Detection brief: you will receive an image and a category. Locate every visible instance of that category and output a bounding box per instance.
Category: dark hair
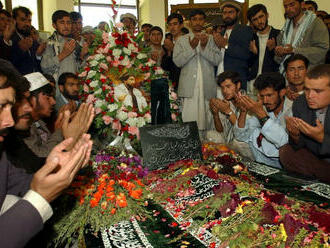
[58,72,78,86]
[52,10,70,24]
[43,73,56,85]
[70,11,82,21]
[304,1,318,11]
[254,72,286,92]
[141,23,152,29]
[0,1,3,10]
[150,26,163,37]
[247,4,267,21]
[165,32,173,40]
[296,0,304,3]
[324,14,330,20]
[222,4,240,13]
[306,64,330,83]
[167,13,183,24]
[0,59,27,100]
[217,71,241,86]
[12,6,31,19]
[0,9,11,18]
[284,54,309,71]
[29,84,54,100]
[189,9,206,20]
[15,77,30,102]
[181,27,189,34]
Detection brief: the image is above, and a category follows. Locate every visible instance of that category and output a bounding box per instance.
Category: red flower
[169,222,178,227]
[101,78,106,83]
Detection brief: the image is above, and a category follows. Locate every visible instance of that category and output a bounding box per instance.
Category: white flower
[107,103,118,112]
[126,117,138,127]
[116,110,128,121]
[87,70,97,79]
[155,67,164,75]
[123,47,131,55]
[137,53,147,59]
[113,48,122,58]
[94,54,105,61]
[109,37,116,47]
[94,88,102,95]
[89,80,99,88]
[121,56,130,66]
[95,99,105,108]
[128,43,137,52]
[136,117,146,127]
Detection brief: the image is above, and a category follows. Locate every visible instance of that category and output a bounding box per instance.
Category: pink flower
[171,104,179,110]
[102,32,109,43]
[106,56,112,63]
[112,120,121,130]
[86,94,96,104]
[170,91,178,100]
[171,113,177,121]
[145,113,151,120]
[144,72,151,80]
[115,22,124,29]
[102,115,112,125]
[127,112,137,118]
[79,70,87,77]
[128,126,140,139]
[112,59,120,67]
[125,62,132,69]
[100,74,107,80]
[83,85,89,93]
[99,63,108,71]
[95,107,102,114]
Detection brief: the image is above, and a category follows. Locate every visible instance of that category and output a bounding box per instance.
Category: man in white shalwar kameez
[173,9,223,138]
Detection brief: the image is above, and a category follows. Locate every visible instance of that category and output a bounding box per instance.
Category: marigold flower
[90,198,99,208]
[130,188,142,199]
[110,208,116,215]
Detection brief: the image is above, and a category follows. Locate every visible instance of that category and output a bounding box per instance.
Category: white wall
[42,0,74,32]
[139,0,166,32]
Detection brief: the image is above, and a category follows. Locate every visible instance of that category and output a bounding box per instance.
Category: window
[168,0,189,15]
[11,0,39,29]
[75,0,138,27]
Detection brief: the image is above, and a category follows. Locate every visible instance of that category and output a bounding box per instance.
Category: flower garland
[79,26,181,141]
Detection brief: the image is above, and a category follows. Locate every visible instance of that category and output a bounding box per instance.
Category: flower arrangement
[79,24,181,141]
[52,147,149,246]
[202,142,246,175]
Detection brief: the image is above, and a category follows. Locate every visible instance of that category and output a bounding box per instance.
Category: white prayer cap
[24,72,49,92]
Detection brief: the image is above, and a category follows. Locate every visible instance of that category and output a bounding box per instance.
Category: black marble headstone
[139,121,202,170]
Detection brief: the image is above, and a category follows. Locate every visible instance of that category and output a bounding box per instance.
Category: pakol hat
[220,0,242,12]
[82,25,94,34]
[24,72,49,92]
[120,13,137,23]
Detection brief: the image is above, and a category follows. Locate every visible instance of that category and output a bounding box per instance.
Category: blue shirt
[234,98,292,168]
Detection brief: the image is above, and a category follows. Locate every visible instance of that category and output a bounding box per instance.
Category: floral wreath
[79,24,181,141]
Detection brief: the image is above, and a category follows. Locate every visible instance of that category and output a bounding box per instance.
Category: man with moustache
[281,64,330,183]
[234,72,292,168]
[248,4,280,81]
[213,1,254,90]
[173,9,222,136]
[23,72,94,158]
[5,76,46,173]
[161,13,184,91]
[275,0,329,71]
[55,72,80,111]
[10,6,44,74]
[285,54,309,101]
[0,60,93,248]
[41,10,82,82]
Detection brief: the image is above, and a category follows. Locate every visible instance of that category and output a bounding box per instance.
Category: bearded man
[55,72,80,111]
[213,1,254,90]
[275,0,329,71]
[247,4,280,81]
[234,72,292,168]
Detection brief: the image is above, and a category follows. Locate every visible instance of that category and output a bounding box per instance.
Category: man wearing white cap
[23,72,94,158]
[0,59,93,248]
[120,13,137,35]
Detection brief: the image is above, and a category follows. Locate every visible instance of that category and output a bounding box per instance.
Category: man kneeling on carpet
[281,64,330,183]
